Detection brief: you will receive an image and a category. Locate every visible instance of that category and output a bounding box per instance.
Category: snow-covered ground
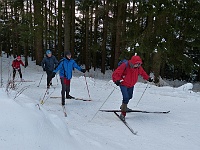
[0,55,200,150]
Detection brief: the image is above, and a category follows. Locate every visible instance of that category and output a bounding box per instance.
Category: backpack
[118,59,128,67]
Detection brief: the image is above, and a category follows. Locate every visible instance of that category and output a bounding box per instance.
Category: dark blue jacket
[53,58,82,80]
[41,55,58,71]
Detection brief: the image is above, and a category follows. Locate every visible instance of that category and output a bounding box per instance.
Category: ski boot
[120,105,132,112]
[120,103,127,121]
[66,95,75,99]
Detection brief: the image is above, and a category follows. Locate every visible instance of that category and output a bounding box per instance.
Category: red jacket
[12,59,24,69]
[112,56,149,88]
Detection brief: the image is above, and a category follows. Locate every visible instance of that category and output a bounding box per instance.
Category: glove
[115,80,121,86]
[43,68,46,71]
[51,72,56,78]
[81,69,86,73]
[148,77,153,82]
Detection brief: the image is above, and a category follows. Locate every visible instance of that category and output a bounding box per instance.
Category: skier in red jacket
[12,56,25,81]
[112,55,153,121]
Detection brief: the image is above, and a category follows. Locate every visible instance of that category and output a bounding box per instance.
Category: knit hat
[64,51,71,56]
[46,50,52,55]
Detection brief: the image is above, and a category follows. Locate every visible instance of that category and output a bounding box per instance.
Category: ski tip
[164,111,170,113]
[133,131,138,135]
[82,100,92,101]
[75,98,92,101]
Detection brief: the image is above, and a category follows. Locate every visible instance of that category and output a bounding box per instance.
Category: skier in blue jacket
[52,51,86,105]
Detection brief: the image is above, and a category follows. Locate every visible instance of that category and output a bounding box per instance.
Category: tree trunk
[101,0,109,74]
[121,3,127,54]
[85,4,89,70]
[152,51,161,84]
[71,0,75,58]
[64,0,71,52]
[58,0,63,60]
[54,0,57,55]
[197,67,200,81]
[24,42,29,67]
[110,1,117,70]
[33,0,43,65]
[44,0,48,51]
[92,1,99,70]
[114,1,123,69]
[29,0,34,61]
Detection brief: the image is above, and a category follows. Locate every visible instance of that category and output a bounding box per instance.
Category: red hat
[17,56,21,59]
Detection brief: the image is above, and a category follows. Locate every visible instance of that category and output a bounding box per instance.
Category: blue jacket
[53,58,82,79]
[41,55,58,71]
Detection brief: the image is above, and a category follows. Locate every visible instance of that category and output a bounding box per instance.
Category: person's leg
[64,79,74,98]
[120,103,127,121]
[127,86,134,100]
[60,78,67,105]
[119,85,129,120]
[120,85,130,105]
[125,86,134,111]
[66,85,70,98]
[46,71,52,87]
[13,69,16,80]
[18,69,23,80]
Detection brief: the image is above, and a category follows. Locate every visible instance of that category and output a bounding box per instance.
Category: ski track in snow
[0,55,200,150]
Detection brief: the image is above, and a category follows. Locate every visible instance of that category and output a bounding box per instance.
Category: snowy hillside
[0,55,200,150]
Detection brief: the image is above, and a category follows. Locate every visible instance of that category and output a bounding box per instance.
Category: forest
[0,0,200,82]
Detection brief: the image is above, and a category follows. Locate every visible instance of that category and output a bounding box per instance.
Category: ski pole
[40,88,49,105]
[90,87,115,122]
[135,83,149,107]
[84,74,91,100]
[37,73,44,87]
[56,74,59,85]
[0,53,2,87]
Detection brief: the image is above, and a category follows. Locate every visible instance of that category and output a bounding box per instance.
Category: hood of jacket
[129,56,143,65]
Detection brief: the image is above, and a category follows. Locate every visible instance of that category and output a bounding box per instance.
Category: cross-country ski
[40,87,56,105]
[100,109,170,114]
[50,96,92,101]
[114,112,137,135]
[14,80,35,82]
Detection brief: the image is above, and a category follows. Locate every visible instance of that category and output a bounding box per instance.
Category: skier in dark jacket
[41,50,58,88]
[51,51,86,105]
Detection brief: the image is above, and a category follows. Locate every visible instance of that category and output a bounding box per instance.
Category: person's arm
[138,67,149,80]
[51,60,63,79]
[112,63,126,82]
[53,60,63,73]
[41,58,46,68]
[12,60,15,68]
[72,60,82,71]
[20,60,25,66]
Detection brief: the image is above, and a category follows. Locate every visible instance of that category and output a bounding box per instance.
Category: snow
[0,55,200,150]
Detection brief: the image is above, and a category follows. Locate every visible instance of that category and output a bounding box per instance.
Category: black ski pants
[13,68,22,80]
[46,70,53,86]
